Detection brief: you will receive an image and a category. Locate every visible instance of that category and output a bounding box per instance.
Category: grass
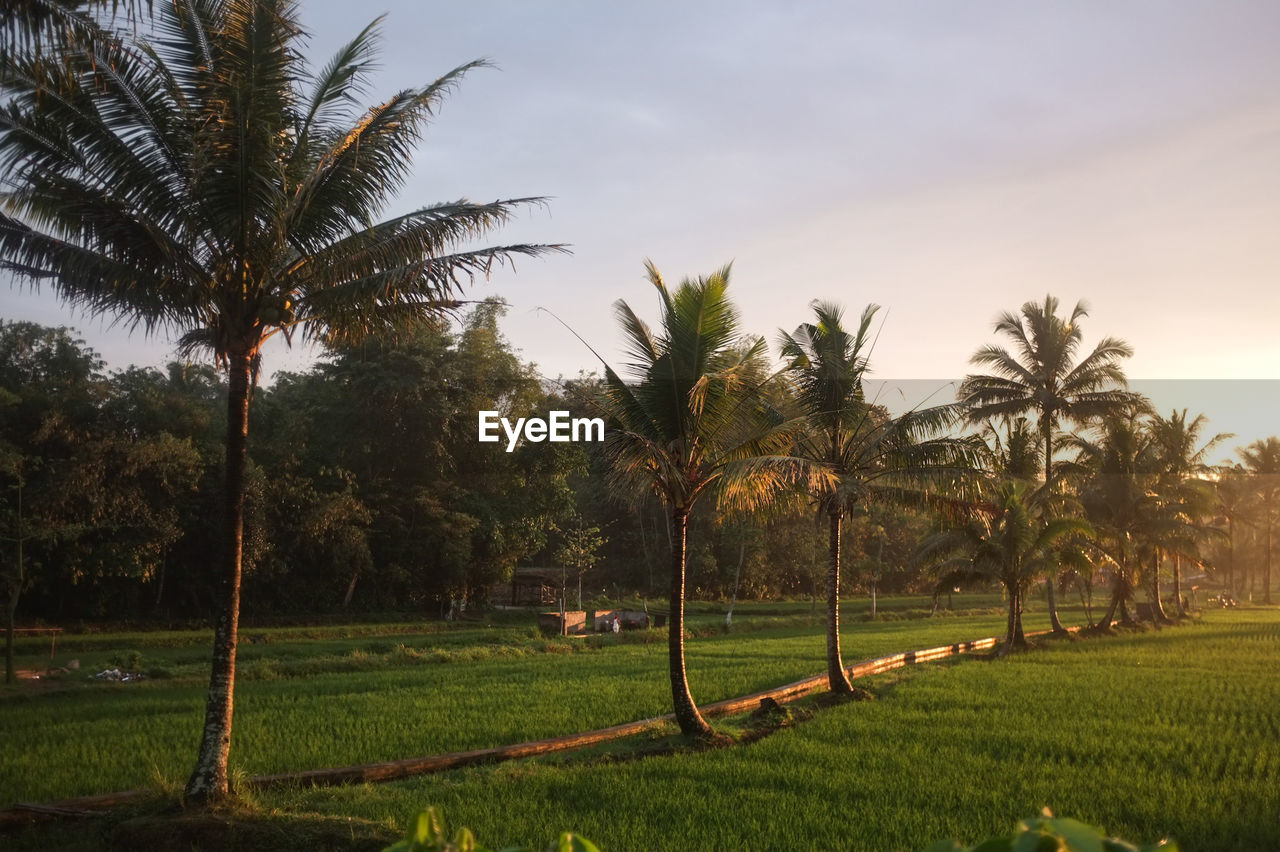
[1,596,1009,806]
[4,600,1277,851]
[254,608,1278,852]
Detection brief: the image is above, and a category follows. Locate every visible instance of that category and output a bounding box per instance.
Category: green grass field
[0,596,1009,805]
[4,599,1277,851]
[260,609,1278,852]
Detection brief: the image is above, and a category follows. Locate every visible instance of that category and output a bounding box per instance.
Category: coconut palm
[597,262,819,736]
[1214,464,1254,600]
[1238,437,1280,605]
[960,295,1134,633]
[0,0,558,803]
[1148,410,1229,616]
[1066,408,1176,629]
[778,302,977,692]
[919,480,1091,653]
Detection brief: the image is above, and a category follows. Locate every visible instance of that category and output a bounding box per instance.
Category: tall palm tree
[1238,437,1280,605]
[1148,410,1229,616]
[597,262,819,737]
[1214,464,1253,600]
[919,480,1091,654]
[778,302,976,692]
[1066,407,1170,630]
[0,0,558,803]
[960,295,1134,634]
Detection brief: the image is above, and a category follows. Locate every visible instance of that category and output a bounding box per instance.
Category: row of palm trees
[596,273,1275,737]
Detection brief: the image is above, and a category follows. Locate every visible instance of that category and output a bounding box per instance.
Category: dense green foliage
[0,316,959,629]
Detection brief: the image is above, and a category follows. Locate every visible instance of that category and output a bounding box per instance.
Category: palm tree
[0,0,558,804]
[960,295,1134,634]
[919,480,1091,654]
[1066,408,1169,630]
[597,262,819,737]
[778,302,976,692]
[1238,437,1280,605]
[1148,410,1229,616]
[1214,464,1253,600]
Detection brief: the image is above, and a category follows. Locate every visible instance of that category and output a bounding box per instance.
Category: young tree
[919,480,1090,653]
[0,0,558,803]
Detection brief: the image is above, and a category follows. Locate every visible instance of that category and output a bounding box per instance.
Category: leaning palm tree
[597,262,820,737]
[960,295,1134,634]
[778,302,977,692]
[0,0,558,803]
[1238,437,1280,605]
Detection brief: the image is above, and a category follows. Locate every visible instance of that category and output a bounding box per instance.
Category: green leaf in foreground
[928,811,1177,852]
[386,808,600,852]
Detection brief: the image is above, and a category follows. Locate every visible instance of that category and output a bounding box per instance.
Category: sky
[3,1,1279,455]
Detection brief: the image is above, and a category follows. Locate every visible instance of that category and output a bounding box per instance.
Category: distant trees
[1237,438,1280,606]
[1147,410,1228,617]
[0,323,201,681]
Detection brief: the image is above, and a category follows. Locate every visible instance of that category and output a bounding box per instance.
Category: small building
[489,568,562,607]
[592,610,651,631]
[539,610,589,635]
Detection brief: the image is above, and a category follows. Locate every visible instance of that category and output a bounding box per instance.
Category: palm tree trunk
[1227,517,1235,599]
[827,511,852,693]
[1119,597,1137,625]
[1042,421,1067,634]
[1013,587,1026,645]
[1097,558,1128,630]
[1266,498,1274,605]
[1150,549,1169,624]
[1172,553,1185,617]
[1001,583,1018,654]
[185,351,252,805]
[669,508,711,737]
[5,482,23,685]
[725,529,745,629]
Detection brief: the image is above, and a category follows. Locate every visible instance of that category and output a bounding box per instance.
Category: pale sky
[3,1,1279,451]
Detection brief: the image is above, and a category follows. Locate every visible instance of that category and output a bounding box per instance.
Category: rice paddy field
[3,598,1278,851]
